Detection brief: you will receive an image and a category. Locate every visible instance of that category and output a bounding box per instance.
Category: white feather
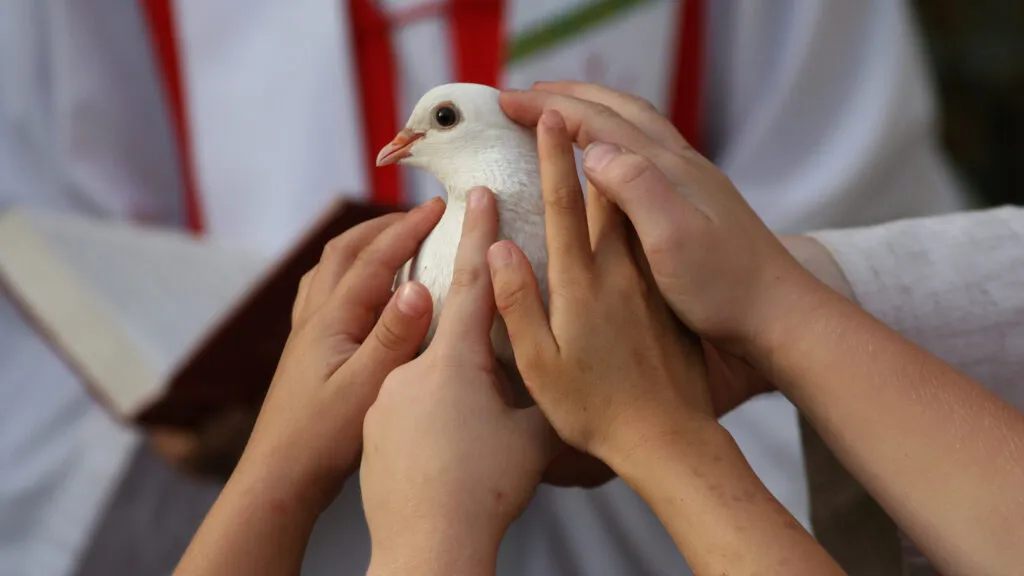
[386,83,549,388]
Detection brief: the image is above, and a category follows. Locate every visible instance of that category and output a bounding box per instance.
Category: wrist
[779,235,855,301]
[739,239,849,364]
[228,448,340,525]
[368,524,501,576]
[608,419,756,501]
[599,415,726,480]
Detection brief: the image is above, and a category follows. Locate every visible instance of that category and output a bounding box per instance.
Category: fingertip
[468,186,494,212]
[487,240,518,272]
[539,109,565,129]
[499,90,541,124]
[418,196,446,218]
[394,281,431,318]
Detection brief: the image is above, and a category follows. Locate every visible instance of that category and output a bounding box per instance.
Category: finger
[582,143,706,261]
[338,281,433,390]
[537,109,592,282]
[432,187,499,358]
[585,181,628,259]
[306,213,405,314]
[488,241,556,368]
[328,198,445,337]
[500,89,685,176]
[292,266,317,327]
[533,81,692,154]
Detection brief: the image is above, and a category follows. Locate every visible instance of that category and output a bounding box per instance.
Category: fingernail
[540,109,564,128]
[469,186,488,210]
[488,242,514,269]
[584,142,621,171]
[396,282,428,317]
[412,196,441,212]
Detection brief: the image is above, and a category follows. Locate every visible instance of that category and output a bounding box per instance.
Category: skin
[501,81,1024,576]
[173,200,446,576]
[487,107,844,576]
[362,187,557,576]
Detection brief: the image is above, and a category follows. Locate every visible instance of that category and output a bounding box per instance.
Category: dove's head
[376,83,535,192]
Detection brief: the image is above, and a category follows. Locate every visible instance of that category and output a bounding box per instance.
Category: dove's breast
[404,201,463,347]
[401,195,548,363]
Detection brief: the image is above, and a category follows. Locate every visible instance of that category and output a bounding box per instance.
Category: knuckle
[494,276,530,316]
[628,94,659,114]
[449,266,484,292]
[372,314,409,354]
[591,102,618,121]
[607,153,656,187]
[643,229,680,266]
[321,235,354,264]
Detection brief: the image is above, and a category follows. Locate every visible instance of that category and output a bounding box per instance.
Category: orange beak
[375,128,424,167]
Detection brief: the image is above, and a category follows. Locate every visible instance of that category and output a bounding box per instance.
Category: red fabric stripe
[350,0,405,206]
[669,0,704,153]
[141,1,205,233]
[451,0,505,87]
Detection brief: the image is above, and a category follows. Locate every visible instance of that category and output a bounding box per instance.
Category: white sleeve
[810,206,1024,410]
[705,0,970,233]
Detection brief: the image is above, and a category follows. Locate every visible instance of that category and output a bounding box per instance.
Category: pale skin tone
[173,200,447,576]
[173,80,1024,575]
[499,81,1024,576]
[363,187,558,576]
[171,193,566,576]
[488,106,844,576]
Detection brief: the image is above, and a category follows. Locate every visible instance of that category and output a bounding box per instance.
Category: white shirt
[0,1,968,574]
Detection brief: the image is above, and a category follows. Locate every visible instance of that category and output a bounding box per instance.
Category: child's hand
[501,83,822,360]
[487,109,716,466]
[361,188,557,576]
[234,201,444,515]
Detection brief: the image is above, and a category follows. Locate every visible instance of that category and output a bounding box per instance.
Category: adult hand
[362,187,558,576]
[487,109,715,465]
[233,200,444,515]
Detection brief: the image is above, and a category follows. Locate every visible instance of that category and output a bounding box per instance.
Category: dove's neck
[436,135,548,286]
[438,131,546,241]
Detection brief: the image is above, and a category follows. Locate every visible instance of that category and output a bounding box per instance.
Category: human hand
[230,200,444,517]
[486,109,716,466]
[500,82,826,362]
[361,188,557,576]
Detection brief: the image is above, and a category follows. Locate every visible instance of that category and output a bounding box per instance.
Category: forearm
[609,422,843,576]
[367,527,499,576]
[173,461,322,576]
[756,281,1024,575]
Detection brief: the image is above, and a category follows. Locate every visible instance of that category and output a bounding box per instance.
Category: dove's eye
[433,104,460,129]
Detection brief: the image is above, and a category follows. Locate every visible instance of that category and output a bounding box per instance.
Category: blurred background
[914,0,1024,207]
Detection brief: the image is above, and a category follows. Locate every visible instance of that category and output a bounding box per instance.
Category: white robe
[0,1,968,574]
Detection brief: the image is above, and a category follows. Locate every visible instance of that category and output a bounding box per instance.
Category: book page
[0,209,269,407]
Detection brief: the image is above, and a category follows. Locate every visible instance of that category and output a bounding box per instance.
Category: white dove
[376,83,548,397]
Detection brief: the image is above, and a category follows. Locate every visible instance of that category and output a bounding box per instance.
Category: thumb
[487,241,556,372]
[346,281,432,384]
[582,143,700,256]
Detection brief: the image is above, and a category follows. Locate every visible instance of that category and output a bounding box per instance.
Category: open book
[0,200,395,428]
